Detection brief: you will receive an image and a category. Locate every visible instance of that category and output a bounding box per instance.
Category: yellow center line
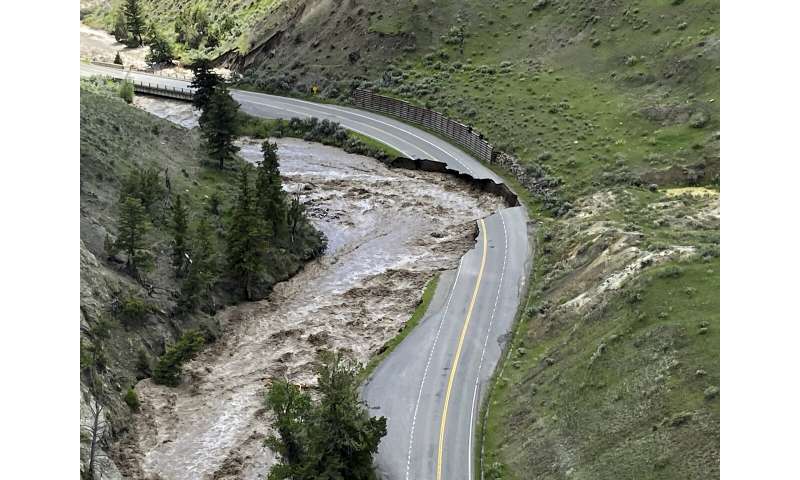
[436,218,488,480]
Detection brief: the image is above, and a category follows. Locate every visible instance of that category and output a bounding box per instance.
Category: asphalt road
[80,63,533,480]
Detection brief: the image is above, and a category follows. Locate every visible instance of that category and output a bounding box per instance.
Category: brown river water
[112,97,504,479]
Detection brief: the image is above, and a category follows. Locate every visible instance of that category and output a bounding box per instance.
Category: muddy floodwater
[119,97,504,479]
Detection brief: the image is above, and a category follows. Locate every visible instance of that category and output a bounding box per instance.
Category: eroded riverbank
[113,97,505,479]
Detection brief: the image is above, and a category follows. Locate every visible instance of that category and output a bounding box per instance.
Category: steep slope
[79,79,324,477]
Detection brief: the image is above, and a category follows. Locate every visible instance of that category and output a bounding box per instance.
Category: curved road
[81,63,533,480]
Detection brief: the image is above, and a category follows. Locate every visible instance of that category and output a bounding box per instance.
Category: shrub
[124,387,140,411]
[135,348,151,378]
[117,296,151,327]
[689,111,709,128]
[532,0,549,11]
[120,167,165,215]
[656,264,684,279]
[118,80,134,103]
[104,233,118,259]
[152,329,206,386]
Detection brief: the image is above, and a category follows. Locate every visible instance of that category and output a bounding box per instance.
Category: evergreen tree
[190,58,222,111]
[171,194,189,276]
[287,192,305,247]
[146,28,174,66]
[180,216,218,312]
[123,0,145,47]
[265,352,387,480]
[226,167,267,300]
[199,89,240,170]
[115,195,152,275]
[112,10,128,44]
[256,141,288,243]
[120,167,165,217]
[265,380,312,479]
[308,352,387,480]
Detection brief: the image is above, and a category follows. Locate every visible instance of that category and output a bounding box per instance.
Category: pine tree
[265,380,312,479]
[199,89,240,170]
[180,216,218,312]
[287,192,305,247]
[308,352,387,480]
[145,28,174,66]
[190,58,222,111]
[123,0,145,47]
[120,167,165,216]
[115,195,151,275]
[226,167,267,300]
[171,194,189,276]
[113,10,128,44]
[264,352,387,480]
[256,141,288,244]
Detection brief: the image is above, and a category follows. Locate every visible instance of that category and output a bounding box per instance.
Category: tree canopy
[123,0,145,47]
[265,352,387,480]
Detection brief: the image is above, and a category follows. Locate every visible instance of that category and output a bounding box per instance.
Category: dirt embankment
[114,98,505,479]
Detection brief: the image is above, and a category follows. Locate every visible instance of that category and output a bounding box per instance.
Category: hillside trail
[121,98,505,479]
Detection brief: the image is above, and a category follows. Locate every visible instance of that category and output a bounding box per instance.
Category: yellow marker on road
[436,218,488,480]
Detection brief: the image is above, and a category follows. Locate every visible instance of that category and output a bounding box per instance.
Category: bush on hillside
[118,80,134,104]
[124,387,140,411]
[152,329,206,386]
[117,295,151,327]
[119,167,166,216]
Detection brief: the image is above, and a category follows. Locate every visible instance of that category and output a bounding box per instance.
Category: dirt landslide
[119,99,504,479]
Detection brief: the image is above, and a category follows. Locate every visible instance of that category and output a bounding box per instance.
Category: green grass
[348,131,403,160]
[236,110,403,162]
[359,274,440,383]
[83,0,285,60]
[482,257,720,479]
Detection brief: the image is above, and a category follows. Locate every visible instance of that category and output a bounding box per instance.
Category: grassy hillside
[483,256,719,479]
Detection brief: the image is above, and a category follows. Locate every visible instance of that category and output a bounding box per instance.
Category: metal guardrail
[91,60,124,70]
[351,89,496,164]
[89,70,194,102]
[89,60,193,81]
[131,80,193,101]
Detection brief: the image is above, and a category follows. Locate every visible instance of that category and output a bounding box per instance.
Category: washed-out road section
[81,63,532,480]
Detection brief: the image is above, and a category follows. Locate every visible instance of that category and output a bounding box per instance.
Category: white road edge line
[467,211,508,480]
[405,257,465,480]
[233,89,476,175]
[233,96,421,160]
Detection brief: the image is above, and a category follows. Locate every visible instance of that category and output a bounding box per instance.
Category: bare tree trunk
[83,365,107,480]
[87,397,104,479]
